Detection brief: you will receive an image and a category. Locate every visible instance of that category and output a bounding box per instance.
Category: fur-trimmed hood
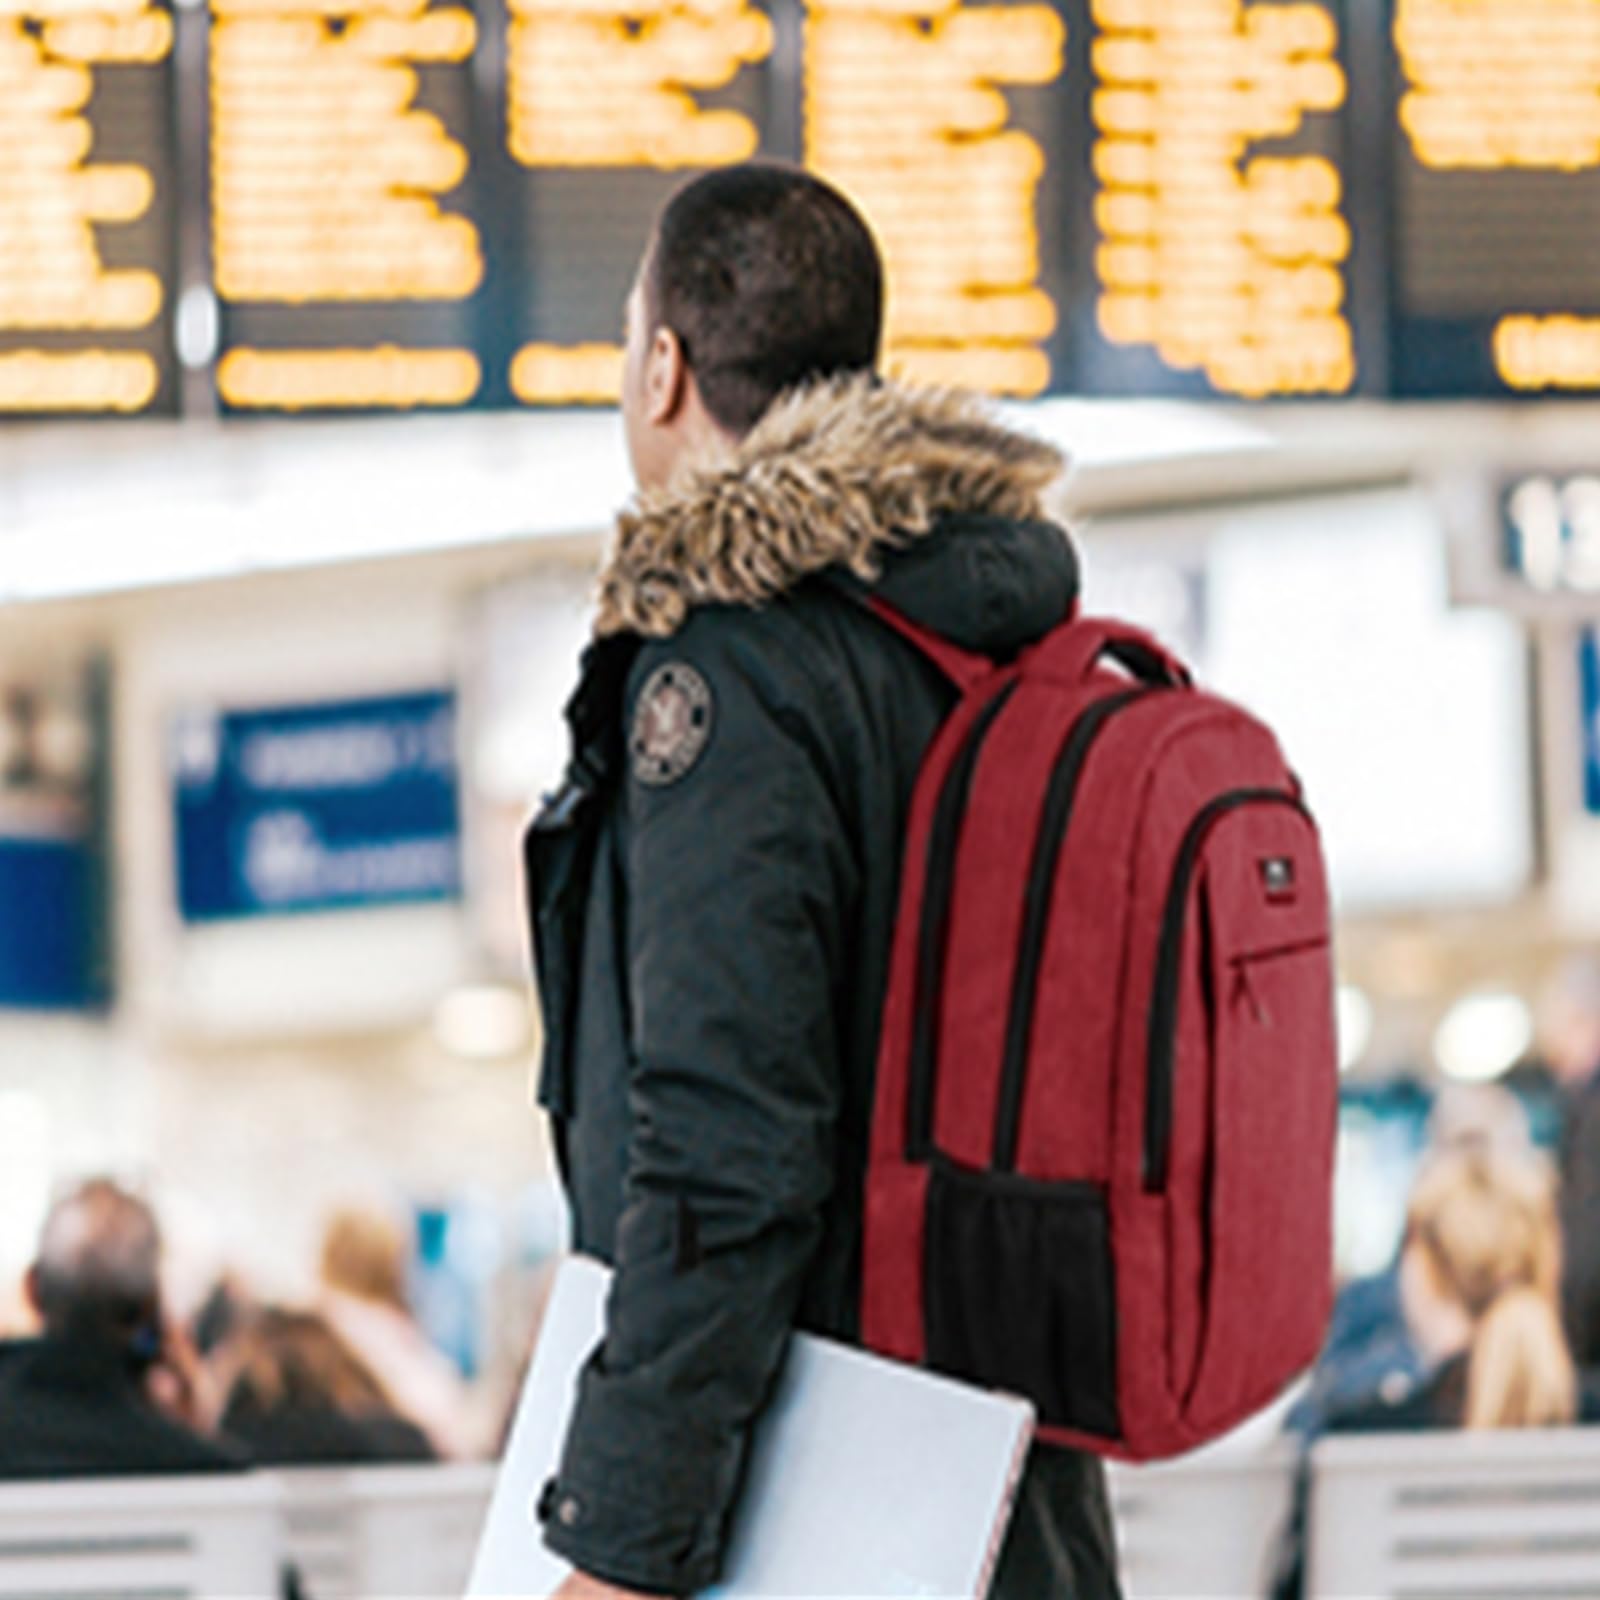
[594,374,1071,641]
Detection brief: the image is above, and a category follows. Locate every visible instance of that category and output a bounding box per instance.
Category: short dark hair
[646,163,883,436]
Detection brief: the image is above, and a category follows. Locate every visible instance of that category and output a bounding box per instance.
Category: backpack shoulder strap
[865,596,993,694]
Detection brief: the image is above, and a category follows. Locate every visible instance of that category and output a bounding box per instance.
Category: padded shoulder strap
[865,597,993,693]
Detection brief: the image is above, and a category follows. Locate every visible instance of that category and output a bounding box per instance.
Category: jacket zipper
[906,680,1020,1159]
[531,750,603,833]
[1142,787,1310,1193]
[991,688,1151,1171]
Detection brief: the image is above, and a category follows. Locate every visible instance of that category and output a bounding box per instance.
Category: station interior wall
[3,398,1598,1318]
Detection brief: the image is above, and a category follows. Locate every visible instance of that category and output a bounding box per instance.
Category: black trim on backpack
[923,1153,1121,1437]
[1142,787,1311,1193]
[907,682,1020,1160]
[992,688,1152,1171]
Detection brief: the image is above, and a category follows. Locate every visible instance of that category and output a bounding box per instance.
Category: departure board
[1061,0,1356,400]
[0,0,178,416]
[1387,0,1600,397]
[4,0,1600,416]
[497,0,775,406]
[805,0,1067,396]
[210,0,486,412]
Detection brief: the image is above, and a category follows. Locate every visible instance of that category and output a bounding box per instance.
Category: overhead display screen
[498,0,775,406]
[805,0,1068,397]
[0,0,178,416]
[1387,0,1600,397]
[209,0,486,412]
[4,0,1600,415]
[1064,0,1356,400]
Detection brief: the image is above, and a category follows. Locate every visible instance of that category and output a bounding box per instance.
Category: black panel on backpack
[922,1156,1121,1438]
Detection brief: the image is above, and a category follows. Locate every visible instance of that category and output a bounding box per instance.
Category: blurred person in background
[191,1269,253,1358]
[1325,1149,1594,1432]
[213,1307,436,1466]
[0,1178,243,1479]
[1271,1144,1593,1600]
[317,1204,476,1458]
[1538,955,1600,1369]
[524,163,1115,1600]
[1289,1083,1535,1434]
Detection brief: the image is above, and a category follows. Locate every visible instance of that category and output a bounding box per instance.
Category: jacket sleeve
[541,613,859,1596]
[1562,1088,1600,1370]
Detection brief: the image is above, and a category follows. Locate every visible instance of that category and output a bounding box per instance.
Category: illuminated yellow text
[0,8,167,341]
[510,342,625,404]
[0,349,157,411]
[217,345,482,409]
[0,0,162,11]
[1396,0,1600,172]
[1091,0,1354,398]
[806,0,1065,397]
[1495,315,1600,391]
[210,0,483,304]
[507,0,772,168]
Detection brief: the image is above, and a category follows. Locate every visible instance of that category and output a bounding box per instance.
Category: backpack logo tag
[1260,855,1296,901]
[631,662,713,787]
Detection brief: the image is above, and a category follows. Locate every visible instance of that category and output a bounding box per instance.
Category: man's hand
[143,1321,219,1433]
[551,1574,664,1600]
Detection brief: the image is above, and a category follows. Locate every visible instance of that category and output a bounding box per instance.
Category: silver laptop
[469,1255,1034,1598]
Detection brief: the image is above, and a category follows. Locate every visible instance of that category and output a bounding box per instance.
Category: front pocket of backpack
[922,1156,1120,1438]
[1185,934,1337,1429]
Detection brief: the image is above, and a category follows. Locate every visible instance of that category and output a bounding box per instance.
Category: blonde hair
[224,1308,393,1416]
[319,1207,409,1312]
[1407,1151,1576,1430]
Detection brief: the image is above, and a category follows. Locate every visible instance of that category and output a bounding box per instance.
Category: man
[0,1178,240,1479]
[1540,956,1600,1369]
[525,163,1118,1598]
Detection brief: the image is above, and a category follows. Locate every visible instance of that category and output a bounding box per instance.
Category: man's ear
[644,324,689,427]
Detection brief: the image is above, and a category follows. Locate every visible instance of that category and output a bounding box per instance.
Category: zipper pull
[533,767,593,831]
[1233,961,1270,1025]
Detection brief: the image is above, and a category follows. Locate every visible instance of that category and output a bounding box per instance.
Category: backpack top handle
[1027,616,1193,691]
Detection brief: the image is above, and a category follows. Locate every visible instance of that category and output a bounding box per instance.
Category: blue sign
[0,799,100,1010]
[1584,631,1600,817]
[173,690,462,922]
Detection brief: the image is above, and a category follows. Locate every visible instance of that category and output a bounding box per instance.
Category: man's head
[1425,1082,1532,1163]
[622,163,884,491]
[26,1179,163,1352]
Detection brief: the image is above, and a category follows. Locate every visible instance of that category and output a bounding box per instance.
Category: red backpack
[861,602,1338,1461]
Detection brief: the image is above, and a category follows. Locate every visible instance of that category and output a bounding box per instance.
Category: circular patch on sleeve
[630,662,714,787]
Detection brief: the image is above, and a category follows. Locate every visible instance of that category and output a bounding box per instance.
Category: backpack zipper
[991,688,1151,1171]
[1142,787,1310,1193]
[906,680,1021,1159]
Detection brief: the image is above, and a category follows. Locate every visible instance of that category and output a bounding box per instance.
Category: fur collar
[593,374,1066,639]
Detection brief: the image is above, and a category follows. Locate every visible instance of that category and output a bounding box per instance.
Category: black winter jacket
[1560,1067,1600,1368]
[525,376,1118,1596]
